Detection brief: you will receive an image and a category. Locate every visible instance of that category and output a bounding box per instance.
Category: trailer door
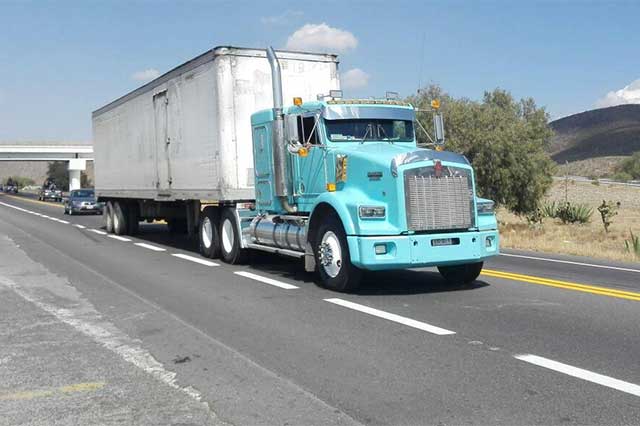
[153,90,171,191]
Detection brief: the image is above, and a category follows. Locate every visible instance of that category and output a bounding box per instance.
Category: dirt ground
[497,179,640,263]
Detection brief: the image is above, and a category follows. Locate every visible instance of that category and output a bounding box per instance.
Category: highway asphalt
[0,192,638,425]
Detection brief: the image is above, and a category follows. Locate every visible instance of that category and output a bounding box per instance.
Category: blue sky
[1,0,639,141]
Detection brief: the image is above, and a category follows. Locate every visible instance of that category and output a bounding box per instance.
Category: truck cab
[246,92,499,291]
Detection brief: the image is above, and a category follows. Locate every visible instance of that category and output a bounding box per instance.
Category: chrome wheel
[319,231,342,278]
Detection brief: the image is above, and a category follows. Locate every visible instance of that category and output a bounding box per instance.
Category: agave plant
[557,202,593,224]
[625,231,640,258]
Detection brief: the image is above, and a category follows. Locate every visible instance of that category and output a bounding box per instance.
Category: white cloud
[595,78,640,108]
[261,10,303,25]
[131,68,161,82]
[285,23,358,53]
[341,68,370,90]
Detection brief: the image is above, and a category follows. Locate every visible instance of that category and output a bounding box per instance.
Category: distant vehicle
[39,186,62,202]
[5,185,18,194]
[64,189,102,215]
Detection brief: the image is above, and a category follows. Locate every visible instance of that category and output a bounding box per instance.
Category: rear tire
[113,201,128,235]
[438,262,483,285]
[314,215,362,292]
[105,201,114,233]
[219,208,248,264]
[198,207,220,259]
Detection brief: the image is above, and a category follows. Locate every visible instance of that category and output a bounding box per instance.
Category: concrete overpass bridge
[0,142,93,191]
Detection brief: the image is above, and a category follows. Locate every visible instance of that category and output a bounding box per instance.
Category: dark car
[39,187,62,202]
[64,189,103,215]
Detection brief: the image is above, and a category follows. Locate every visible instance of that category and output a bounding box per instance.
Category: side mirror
[284,114,299,144]
[433,113,445,145]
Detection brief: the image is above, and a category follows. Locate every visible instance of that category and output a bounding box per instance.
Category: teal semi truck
[94,46,499,291]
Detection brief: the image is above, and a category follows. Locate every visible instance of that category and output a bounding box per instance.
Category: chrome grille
[404,166,474,231]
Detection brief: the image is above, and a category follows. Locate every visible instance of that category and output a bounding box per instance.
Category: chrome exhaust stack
[266,46,296,213]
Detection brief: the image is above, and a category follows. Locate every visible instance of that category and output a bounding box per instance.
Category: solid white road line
[89,229,107,235]
[501,253,640,274]
[171,253,219,267]
[234,271,299,289]
[73,224,86,229]
[324,298,456,335]
[515,354,640,397]
[108,235,132,242]
[134,242,166,252]
[56,219,70,224]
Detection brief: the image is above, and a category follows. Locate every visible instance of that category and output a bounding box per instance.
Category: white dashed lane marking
[108,235,132,242]
[73,224,86,229]
[134,242,166,252]
[171,253,219,266]
[89,229,107,235]
[515,354,640,397]
[324,298,456,335]
[234,271,299,289]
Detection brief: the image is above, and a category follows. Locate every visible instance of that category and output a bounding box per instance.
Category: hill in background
[549,104,640,164]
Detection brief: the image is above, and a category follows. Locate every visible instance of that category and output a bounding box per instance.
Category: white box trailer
[93,46,339,202]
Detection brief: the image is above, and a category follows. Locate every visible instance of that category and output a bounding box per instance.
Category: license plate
[431,238,460,247]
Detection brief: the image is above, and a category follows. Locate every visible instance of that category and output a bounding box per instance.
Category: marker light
[293,97,303,106]
[326,183,337,192]
[298,147,308,157]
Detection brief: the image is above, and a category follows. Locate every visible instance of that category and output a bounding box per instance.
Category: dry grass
[497,180,640,263]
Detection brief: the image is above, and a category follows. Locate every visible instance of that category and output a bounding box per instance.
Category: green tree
[46,161,69,190]
[408,85,555,215]
[616,152,640,179]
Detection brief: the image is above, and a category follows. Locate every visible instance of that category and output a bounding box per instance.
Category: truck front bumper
[347,230,499,271]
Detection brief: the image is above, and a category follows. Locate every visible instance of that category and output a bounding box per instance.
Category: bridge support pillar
[68,159,86,191]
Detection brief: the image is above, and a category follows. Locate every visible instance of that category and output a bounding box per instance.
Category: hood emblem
[434,160,443,178]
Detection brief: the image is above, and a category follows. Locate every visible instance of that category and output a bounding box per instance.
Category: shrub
[541,201,558,218]
[625,231,640,258]
[616,152,640,180]
[556,202,593,224]
[597,200,619,233]
[611,171,632,182]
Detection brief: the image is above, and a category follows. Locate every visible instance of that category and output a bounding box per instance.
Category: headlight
[359,206,386,219]
[477,200,495,214]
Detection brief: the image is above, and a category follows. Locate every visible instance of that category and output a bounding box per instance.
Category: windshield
[325,119,414,142]
[72,190,94,198]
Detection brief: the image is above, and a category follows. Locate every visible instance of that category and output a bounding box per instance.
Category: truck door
[153,90,171,191]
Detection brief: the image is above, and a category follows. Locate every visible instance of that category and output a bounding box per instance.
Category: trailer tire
[219,208,248,264]
[198,208,220,259]
[314,215,362,292]
[438,262,483,286]
[105,201,114,233]
[113,201,128,235]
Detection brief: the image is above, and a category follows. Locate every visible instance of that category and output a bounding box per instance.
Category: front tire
[438,262,483,285]
[198,207,220,259]
[314,215,362,292]
[219,208,248,264]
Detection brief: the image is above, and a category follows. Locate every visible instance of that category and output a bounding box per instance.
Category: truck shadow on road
[131,226,490,296]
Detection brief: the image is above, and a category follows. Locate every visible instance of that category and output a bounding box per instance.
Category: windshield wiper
[377,124,392,142]
[359,124,373,144]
